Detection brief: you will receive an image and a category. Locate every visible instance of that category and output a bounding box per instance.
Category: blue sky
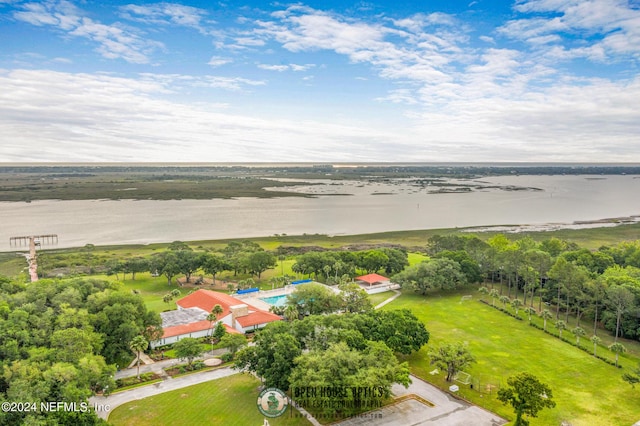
[1,0,639,162]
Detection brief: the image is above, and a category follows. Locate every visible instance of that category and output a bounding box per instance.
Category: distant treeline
[1,164,640,177]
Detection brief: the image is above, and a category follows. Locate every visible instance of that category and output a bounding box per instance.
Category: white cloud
[0,69,410,162]
[208,56,232,67]
[13,0,162,64]
[1,68,638,162]
[257,63,314,72]
[119,2,209,34]
[501,0,640,60]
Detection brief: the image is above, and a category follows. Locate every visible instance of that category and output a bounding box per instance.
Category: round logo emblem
[257,387,288,418]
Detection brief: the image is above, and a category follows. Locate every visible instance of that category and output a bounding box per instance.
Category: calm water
[1,175,639,252]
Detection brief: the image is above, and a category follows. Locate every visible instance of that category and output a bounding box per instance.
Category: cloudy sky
[1,0,639,162]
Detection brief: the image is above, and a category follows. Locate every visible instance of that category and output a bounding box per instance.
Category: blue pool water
[260,294,288,307]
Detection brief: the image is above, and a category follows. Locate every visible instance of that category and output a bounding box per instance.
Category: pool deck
[234,285,298,310]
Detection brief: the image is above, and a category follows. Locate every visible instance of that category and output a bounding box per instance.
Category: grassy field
[108,373,311,425]
[385,290,640,426]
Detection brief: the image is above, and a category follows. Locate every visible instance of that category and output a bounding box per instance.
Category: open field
[108,373,311,425]
[385,290,640,426]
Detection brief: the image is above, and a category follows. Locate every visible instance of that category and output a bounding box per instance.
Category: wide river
[1,175,639,252]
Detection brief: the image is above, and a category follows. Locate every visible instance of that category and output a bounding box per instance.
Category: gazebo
[355,273,391,287]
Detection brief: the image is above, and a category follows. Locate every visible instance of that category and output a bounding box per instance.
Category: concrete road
[90,367,239,420]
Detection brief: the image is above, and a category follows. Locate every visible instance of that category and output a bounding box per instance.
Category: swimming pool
[260,294,288,307]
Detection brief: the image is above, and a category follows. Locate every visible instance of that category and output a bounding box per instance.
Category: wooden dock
[9,234,58,282]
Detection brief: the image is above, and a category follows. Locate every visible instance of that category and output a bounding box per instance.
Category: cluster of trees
[271,282,372,319]
[104,240,278,285]
[405,234,640,342]
[0,277,160,425]
[291,248,409,282]
[235,309,429,415]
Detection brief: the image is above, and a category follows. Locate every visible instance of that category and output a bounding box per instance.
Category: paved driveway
[334,376,506,426]
[89,367,238,420]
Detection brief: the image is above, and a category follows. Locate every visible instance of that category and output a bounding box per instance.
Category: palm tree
[207,304,224,352]
[171,288,181,308]
[278,254,286,276]
[162,293,173,309]
[129,335,148,379]
[478,286,489,302]
[511,298,523,315]
[540,309,552,332]
[489,289,499,307]
[591,335,602,357]
[499,295,510,309]
[212,304,223,319]
[555,320,566,339]
[523,306,536,323]
[284,304,298,322]
[609,342,627,368]
[572,326,586,346]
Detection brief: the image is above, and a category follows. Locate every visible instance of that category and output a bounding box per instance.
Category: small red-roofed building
[151,289,281,348]
[355,273,391,287]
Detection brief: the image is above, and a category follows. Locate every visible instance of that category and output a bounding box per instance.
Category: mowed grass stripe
[108,373,311,426]
[385,291,640,426]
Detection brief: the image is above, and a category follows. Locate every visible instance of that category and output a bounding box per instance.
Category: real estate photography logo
[257,388,288,418]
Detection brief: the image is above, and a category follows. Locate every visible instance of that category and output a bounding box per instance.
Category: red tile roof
[176,289,281,330]
[236,310,282,328]
[177,289,248,316]
[162,320,240,338]
[355,273,390,284]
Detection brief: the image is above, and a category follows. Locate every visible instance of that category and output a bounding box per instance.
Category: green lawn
[108,373,311,426]
[367,291,395,307]
[385,290,640,426]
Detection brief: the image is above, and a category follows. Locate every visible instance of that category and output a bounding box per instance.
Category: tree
[428,342,476,382]
[497,372,556,426]
[234,322,301,390]
[523,306,536,323]
[622,362,640,387]
[286,282,342,315]
[128,335,148,379]
[540,309,552,332]
[284,304,299,322]
[606,285,635,342]
[338,282,372,313]
[123,257,148,281]
[212,303,224,319]
[511,298,523,315]
[499,295,510,309]
[213,321,226,342]
[174,337,203,368]
[246,251,277,278]
[357,250,389,274]
[555,320,566,339]
[175,250,202,283]
[219,333,247,355]
[608,342,627,368]
[150,251,180,285]
[478,286,489,302]
[201,253,228,285]
[356,309,430,355]
[393,258,466,295]
[288,341,410,416]
[489,288,500,307]
[572,326,586,346]
[162,293,173,309]
[590,335,602,357]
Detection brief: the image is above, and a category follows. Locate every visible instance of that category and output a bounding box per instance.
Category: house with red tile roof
[151,289,281,348]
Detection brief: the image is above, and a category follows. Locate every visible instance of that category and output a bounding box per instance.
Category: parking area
[334,376,506,426]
